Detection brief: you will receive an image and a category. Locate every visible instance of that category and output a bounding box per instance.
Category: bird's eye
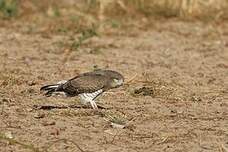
[113,78,117,82]
[114,78,120,82]
[113,78,123,85]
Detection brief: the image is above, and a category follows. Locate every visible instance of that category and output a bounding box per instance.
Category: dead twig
[0,133,41,152]
[43,138,87,152]
[125,73,138,84]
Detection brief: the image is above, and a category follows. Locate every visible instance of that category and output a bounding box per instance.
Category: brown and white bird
[40,69,124,109]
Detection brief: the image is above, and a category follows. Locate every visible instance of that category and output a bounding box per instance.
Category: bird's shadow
[33,104,110,110]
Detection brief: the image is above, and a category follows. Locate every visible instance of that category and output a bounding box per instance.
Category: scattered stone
[28,81,36,86]
[2,98,10,103]
[124,124,136,131]
[42,121,56,126]
[131,86,155,97]
[111,122,125,129]
[191,95,202,102]
[26,108,33,112]
[4,131,13,139]
[216,63,228,69]
[21,88,36,94]
[50,128,59,136]
[34,112,45,119]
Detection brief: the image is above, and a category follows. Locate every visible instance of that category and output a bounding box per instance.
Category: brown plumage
[40,69,124,109]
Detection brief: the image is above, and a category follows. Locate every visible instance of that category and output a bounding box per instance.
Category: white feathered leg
[89,100,98,110]
[79,90,103,110]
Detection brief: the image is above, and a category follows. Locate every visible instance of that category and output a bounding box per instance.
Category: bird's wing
[62,74,108,95]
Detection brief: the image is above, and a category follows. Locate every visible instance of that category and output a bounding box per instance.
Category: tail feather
[40,80,67,97]
[40,84,61,97]
[40,84,59,91]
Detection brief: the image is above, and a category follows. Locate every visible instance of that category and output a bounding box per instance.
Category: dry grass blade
[0,133,41,152]
[124,73,138,84]
[43,138,87,152]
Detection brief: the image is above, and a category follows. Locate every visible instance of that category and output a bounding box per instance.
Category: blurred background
[1,0,228,33]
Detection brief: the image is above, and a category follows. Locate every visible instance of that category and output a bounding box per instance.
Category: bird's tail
[40,84,60,97]
[40,80,67,97]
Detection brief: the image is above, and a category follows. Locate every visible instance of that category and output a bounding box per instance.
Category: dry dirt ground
[0,20,228,152]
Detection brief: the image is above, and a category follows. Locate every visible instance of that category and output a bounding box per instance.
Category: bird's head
[94,69,124,88]
[107,71,124,88]
[110,77,124,88]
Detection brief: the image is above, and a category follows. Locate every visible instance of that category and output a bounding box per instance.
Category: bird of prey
[40,69,124,109]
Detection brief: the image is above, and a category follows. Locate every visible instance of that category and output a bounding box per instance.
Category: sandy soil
[0,20,228,152]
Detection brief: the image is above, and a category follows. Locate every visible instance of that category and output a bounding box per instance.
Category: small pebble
[2,98,10,103]
[42,121,56,126]
[50,128,59,136]
[4,131,13,139]
[26,108,33,112]
[34,113,45,119]
[111,122,125,129]
[28,81,36,86]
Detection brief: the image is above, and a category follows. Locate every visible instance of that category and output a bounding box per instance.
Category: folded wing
[61,74,108,96]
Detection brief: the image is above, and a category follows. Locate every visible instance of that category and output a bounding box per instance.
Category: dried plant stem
[0,133,41,152]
